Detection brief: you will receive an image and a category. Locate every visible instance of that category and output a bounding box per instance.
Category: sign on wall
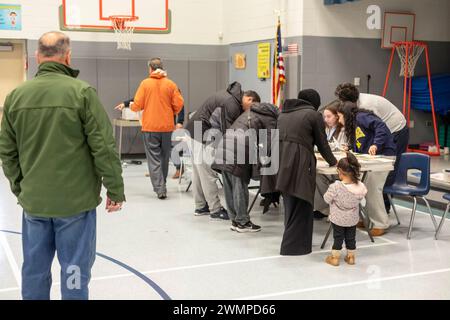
[0,4,21,30]
[257,42,271,79]
[234,53,246,70]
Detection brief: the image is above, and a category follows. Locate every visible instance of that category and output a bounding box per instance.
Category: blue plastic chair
[435,194,450,239]
[384,153,438,239]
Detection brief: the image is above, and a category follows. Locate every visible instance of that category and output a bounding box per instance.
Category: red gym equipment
[383,41,441,156]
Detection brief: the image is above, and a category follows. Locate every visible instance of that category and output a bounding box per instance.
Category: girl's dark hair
[335,83,360,103]
[337,101,358,151]
[337,101,376,150]
[337,152,361,183]
[324,100,343,137]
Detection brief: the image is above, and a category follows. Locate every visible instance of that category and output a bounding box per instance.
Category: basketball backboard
[382,12,415,48]
[60,0,171,33]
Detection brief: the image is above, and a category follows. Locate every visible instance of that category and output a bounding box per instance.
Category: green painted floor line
[392,199,446,218]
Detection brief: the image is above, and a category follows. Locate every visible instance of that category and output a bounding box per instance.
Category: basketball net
[109,15,138,50]
[395,42,425,77]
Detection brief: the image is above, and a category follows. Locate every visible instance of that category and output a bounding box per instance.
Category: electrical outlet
[409,120,415,128]
[354,77,361,86]
[426,121,433,127]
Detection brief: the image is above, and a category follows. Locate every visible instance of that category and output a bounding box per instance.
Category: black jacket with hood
[212,103,279,184]
[185,82,243,143]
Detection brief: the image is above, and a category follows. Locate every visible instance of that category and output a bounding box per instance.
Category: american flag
[272,17,286,108]
[285,43,299,55]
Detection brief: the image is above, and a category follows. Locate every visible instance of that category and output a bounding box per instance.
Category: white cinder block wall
[0,0,449,45]
[302,0,450,41]
[222,0,303,44]
[224,0,450,45]
[0,0,224,45]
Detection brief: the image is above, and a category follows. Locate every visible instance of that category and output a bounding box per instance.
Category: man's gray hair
[148,57,163,70]
[38,31,71,58]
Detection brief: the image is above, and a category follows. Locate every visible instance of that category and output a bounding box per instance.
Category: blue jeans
[21,210,97,300]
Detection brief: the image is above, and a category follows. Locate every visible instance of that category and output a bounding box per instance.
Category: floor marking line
[0,286,20,293]
[67,242,396,282]
[355,228,397,244]
[138,242,395,276]
[0,233,21,287]
[236,268,450,300]
[0,242,397,292]
[96,252,172,301]
[395,203,450,221]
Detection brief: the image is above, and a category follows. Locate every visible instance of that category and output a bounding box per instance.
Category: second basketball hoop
[109,15,138,50]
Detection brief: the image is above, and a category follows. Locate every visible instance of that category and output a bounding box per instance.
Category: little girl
[323,152,367,266]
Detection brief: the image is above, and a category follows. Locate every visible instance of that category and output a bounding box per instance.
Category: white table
[316,152,395,175]
[112,119,142,160]
[316,152,395,247]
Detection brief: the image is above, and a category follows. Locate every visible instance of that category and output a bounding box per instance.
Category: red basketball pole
[424,45,441,153]
[407,76,412,128]
[384,41,441,156]
[382,47,396,97]
[402,43,410,115]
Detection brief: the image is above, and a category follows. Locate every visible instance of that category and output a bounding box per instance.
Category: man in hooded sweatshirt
[123,58,184,199]
[276,89,337,256]
[185,83,260,220]
[212,102,279,232]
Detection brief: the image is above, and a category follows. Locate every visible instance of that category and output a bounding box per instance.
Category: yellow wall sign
[257,42,271,79]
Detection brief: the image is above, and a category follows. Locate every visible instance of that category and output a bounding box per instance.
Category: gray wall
[27,40,229,155]
[301,36,450,144]
[25,37,450,153]
[229,38,302,103]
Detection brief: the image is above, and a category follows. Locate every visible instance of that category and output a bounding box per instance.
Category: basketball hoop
[394,41,425,77]
[383,41,441,157]
[109,15,139,50]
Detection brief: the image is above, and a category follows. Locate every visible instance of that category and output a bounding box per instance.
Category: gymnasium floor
[1,162,450,300]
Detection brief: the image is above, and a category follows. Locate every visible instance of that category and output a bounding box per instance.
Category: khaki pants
[315,171,391,229]
[364,171,390,229]
[189,138,222,213]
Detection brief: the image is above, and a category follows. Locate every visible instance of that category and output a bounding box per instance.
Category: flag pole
[272,13,279,105]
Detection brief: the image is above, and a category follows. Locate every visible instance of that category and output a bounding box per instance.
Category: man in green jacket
[0,31,125,300]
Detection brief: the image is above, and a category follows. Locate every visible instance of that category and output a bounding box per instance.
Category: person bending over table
[335,83,409,213]
[336,102,396,237]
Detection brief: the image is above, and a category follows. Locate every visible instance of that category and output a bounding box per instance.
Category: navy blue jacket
[354,112,396,156]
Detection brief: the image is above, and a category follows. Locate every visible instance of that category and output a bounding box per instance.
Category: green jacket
[0,62,125,218]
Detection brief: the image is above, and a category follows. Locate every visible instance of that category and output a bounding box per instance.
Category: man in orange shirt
[120,58,184,199]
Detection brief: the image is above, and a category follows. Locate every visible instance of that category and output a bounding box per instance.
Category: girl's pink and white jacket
[324,181,368,227]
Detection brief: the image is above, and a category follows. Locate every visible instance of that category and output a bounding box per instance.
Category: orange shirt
[132,71,184,132]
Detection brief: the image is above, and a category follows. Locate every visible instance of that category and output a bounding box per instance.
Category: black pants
[384,126,410,208]
[332,223,356,251]
[280,194,313,256]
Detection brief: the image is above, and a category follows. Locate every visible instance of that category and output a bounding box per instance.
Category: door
[0,40,26,123]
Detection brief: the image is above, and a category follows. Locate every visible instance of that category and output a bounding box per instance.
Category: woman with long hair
[314,100,349,220]
[323,100,348,150]
[336,101,396,237]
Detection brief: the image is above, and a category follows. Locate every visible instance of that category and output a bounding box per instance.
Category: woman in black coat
[277,89,337,255]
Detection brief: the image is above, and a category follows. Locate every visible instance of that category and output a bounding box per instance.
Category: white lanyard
[327,127,336,141]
